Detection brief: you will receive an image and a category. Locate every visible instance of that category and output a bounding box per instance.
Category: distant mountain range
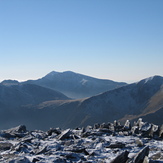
[24,75,162,130]
[24,71,126,99]
[0,71,163,131]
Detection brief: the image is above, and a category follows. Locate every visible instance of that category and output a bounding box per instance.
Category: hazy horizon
[1,0,163,83]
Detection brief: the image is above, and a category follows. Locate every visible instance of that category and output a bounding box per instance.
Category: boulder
[111,151,129,163]
[133,146,149,163]
[123,120,131,131]
[0,125,27,139]
[140,122,152,137]
[6,125,27,133]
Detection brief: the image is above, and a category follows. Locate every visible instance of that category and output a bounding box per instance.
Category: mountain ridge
[24,70,127,99]
[0,83,69,111]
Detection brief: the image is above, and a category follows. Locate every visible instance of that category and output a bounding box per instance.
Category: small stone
[94,123,100,129]
[109,123,115,132]
[131,126,139,135]
[137,118,144,129]
[135,139,144,147]
[0,142,13,150]
[85,125,93,132]
[114,120,118,127]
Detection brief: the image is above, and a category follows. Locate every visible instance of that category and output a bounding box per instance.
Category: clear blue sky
[0,0,163,83]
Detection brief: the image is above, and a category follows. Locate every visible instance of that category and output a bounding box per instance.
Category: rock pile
[0,119,162,162]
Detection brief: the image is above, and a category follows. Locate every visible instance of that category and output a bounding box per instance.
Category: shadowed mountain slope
[0,82,69,107]
[24,71,126,99]
[70,75,163,127]
[27,75,163,130]
[0,82,69,129]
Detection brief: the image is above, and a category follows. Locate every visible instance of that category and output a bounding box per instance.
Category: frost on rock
[0,119,163,163]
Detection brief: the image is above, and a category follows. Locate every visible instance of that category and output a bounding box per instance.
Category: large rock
[0,125,27,139]
[132,146,149,163]
[111,151,129,163]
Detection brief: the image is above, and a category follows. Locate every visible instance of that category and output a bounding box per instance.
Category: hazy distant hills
[0,82,69,110]
[24,71,127,99]
[21,75,163,130]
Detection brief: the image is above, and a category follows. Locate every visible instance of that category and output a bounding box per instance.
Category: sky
[0,0,163,83]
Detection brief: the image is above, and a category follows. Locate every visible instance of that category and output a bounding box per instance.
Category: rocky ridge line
[0,118,162,162]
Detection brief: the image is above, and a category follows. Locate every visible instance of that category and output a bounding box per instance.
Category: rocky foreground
[0,119,163,163]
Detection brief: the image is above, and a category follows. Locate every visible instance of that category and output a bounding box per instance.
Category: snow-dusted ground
[0,119,162,163]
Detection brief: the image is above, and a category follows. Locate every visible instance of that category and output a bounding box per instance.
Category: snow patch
[144,76,155,83]
[80,79,88,85]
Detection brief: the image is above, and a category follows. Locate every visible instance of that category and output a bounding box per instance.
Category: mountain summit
[25,71,126,99]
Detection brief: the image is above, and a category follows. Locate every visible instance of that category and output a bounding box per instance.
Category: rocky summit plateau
[0,118,163,163]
